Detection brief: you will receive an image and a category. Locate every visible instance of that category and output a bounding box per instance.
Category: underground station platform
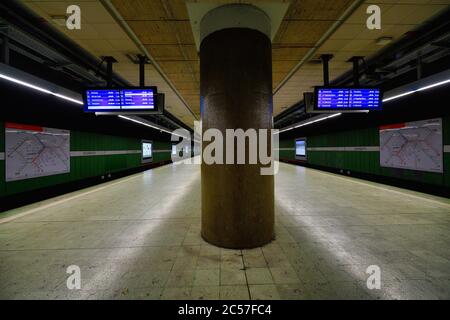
[0,0,450,309]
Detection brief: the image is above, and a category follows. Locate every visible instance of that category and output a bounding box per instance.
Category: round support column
[200,4,274,249]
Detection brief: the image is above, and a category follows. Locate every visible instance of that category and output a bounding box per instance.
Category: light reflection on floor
[1,162,449,299]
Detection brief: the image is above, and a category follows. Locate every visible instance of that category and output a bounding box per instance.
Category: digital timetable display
[121,89,155,110]
[84,90,121,110]
[83,87,157,112]
[314,87,382,111]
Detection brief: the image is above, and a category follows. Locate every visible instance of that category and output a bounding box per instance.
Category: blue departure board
[84,89,121,111]
[315,87,382,110]
[121,89,155,110]
[84,87,158,112]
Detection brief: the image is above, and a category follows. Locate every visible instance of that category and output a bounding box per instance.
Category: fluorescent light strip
[0,73,190,139]
[276,78,450,133]
[275,113,342,134]
[0,73,83,105]
[276,77,450,134]
[295,113,342,128]
[416,79,450,92]
[383,78,450,103]
[118,115,188,139]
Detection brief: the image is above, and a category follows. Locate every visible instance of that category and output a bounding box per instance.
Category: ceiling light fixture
[50,15,67,27]
[295,113,342,128]
[383,78,450,102]
[375,36,393,46]
[275,113,342,134]
[0,73,83,105]
[118,115,189,139]
[0,72,192,138]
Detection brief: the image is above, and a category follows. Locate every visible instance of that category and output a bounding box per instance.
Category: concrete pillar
[200,4,274,249]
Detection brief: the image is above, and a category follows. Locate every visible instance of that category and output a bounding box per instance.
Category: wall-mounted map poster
[5,123,70,181]
[379,118,443,173]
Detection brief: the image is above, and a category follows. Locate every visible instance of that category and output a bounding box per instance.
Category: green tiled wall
[0,121,172,197]
[280,116,450,188]
[0,125,4,197]
[152,141,173,163]
[279,138,296,160]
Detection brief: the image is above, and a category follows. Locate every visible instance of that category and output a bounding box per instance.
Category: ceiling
[274,0,450,114]
[22,0,450,128]
[22,0,199,127]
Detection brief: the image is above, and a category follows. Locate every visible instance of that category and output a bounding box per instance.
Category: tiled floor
[1,161,449,299]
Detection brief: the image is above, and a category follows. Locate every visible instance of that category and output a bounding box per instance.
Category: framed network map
[5,123,70,181]
[379,118,443,173]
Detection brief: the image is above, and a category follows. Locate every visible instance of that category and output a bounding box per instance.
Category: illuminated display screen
[296,140,306,157]
[121,89,155,110]
[84,87,157,112]
[84,89,121,110]
[172,145,177,155]
[142,142,152,159]
[315,87,382,110]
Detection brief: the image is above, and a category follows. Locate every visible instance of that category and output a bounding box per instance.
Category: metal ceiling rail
[272,0,366,95]
[100,0,199,121]
[330,8,450,89]
[274,8,450,128]
[0,0,130,88]
[0,1,195,133]
[0,23,104,85]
